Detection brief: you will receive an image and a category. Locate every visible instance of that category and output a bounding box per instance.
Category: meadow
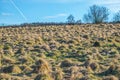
[0,24,120,80]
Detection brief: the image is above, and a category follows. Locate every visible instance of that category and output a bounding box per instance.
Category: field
[0,24,120,80]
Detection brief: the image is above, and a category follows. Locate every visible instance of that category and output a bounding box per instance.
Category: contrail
[9,0,27,20]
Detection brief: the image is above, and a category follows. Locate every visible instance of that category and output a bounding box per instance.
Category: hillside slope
[0,24,120,80]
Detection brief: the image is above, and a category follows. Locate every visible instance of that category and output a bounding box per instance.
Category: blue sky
[0,0,120,25]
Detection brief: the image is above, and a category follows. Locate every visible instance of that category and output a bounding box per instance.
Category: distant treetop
[83,5,109,24]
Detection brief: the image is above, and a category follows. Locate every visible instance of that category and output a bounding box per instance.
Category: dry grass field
[0,24,120,80]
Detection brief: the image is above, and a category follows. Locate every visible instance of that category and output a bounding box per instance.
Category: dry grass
[0,24,120,79]
[2,65,22,73]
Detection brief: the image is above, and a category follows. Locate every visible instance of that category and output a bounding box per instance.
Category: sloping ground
[0,24,120,80]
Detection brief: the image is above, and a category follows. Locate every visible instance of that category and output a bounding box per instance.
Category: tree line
[67,5,120,24]
[1,4,120,27]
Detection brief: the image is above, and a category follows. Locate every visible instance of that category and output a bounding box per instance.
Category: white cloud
[1,12,13,16]
[44,13,68,19]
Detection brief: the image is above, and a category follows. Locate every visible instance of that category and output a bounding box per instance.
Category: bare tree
[83,5,109,24]
[67,14,75,24]
[113,10,120,23]
[76,19,82,24]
